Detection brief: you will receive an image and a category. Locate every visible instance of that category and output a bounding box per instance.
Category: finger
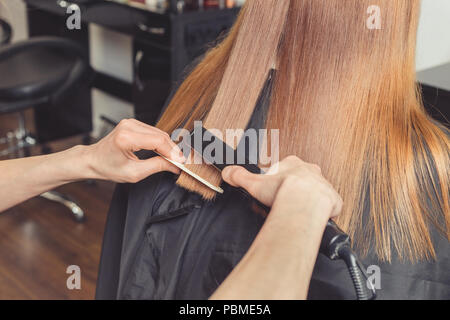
[126,119,168,136]
[265,156,304,176]
[118,119,158,134]
[116,120,183,161]
[222,166,264,192]
[131,156,181,182]
[127,131,185,163]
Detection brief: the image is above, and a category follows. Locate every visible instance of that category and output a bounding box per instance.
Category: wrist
[264,206,329,242]
[264,204,329,237]
[60,144,99,181]
[260,185,331,249]
[268,179,331,229]
[78,144,102,180]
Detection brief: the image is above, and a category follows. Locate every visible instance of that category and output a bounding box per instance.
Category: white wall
[0,0,28,41]
[89,24,134,138]
[416,0,450,71]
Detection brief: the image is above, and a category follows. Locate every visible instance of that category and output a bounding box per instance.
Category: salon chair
[0,34,93,222]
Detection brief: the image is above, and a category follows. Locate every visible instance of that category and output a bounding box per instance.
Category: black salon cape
[95,61,450,300]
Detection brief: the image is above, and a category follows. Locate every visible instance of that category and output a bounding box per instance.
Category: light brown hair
[157,0,450,262]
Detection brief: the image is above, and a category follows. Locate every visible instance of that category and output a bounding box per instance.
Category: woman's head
[158,0,449,262]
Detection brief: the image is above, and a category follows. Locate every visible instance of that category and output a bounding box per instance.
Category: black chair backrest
[0,18,12,45]
[0,36,93,112]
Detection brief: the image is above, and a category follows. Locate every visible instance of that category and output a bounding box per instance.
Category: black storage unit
[24,0,240,140]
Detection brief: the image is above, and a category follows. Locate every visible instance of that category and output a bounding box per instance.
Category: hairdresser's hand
[214,156,343,300]
[222,156,343,221]
[83,119,185,183]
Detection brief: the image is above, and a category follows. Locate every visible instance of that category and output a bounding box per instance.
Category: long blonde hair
[157,0,450,262]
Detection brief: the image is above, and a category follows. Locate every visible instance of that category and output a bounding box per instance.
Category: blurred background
[0,0,448,299]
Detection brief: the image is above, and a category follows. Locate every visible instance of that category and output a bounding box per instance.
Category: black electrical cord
[337,245,375,300]
[319,220,377,300]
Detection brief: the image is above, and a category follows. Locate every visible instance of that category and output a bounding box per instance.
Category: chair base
[40,191,85,222]
[0,111,35,158]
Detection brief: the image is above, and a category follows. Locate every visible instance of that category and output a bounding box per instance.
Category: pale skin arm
[211,157,343,300]
[0,119,185,213]
[0,121,341,300]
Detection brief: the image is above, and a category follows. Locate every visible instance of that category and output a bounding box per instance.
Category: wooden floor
[0,112,115,299]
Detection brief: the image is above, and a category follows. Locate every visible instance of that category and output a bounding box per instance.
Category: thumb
[222,166,262,190]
